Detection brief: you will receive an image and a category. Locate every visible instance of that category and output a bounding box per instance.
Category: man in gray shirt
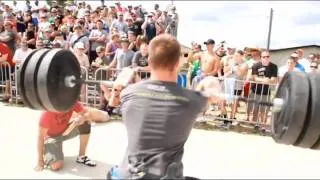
[104,37,135,71]
[105,34,220,179]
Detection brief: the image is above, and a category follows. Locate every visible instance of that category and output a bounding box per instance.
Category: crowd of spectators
[0,0,178,101]
[0,1,319,130]
[186,41,319,129]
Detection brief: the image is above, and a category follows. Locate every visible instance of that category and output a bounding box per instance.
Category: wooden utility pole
[267,8,274,50]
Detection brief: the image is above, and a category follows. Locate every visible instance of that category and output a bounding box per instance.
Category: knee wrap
[78,122,91,134]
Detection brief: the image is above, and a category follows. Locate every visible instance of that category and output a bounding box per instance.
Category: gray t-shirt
[89,29,108,51]
[114,49,135,69]
[118,80,208,179]
[132,51,148,67]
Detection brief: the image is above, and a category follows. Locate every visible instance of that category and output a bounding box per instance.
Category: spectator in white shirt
[12,39,33,64]
[295,49,311,73]
[278,56,301,81]
[73,42,90,69]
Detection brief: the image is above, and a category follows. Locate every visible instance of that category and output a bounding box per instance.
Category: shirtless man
[191,39,220,90]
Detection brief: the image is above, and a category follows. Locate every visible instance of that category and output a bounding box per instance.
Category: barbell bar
[17,48,320,149]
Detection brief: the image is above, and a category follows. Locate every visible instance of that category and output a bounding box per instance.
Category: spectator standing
[105,33,120,61]
[73,42,90,69]
[104,37,134,71]
[247,51,278,129]
[111,12,128,36]
[295,49,311,73]
[68,24,89,54]
[89,19,108,64]
[0,20,16,53]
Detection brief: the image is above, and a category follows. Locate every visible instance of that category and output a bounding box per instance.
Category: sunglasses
[311,66,317,68]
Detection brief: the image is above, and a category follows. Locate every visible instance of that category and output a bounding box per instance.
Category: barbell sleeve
[64,76,114,88]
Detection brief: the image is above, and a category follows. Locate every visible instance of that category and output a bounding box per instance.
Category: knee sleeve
[78,122,91,135]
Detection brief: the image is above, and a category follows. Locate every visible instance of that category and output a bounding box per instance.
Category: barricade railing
[12,64,21,104]
[80,66,88,105]
[0,62,13,101]
[6,64,279,129]
[201,76,278,129]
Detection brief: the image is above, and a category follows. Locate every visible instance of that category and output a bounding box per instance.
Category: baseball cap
[120,37,129,43]
[290,52,299,58]
[75,42,85,49]
[96,46,105,53]
[204,39,215,45]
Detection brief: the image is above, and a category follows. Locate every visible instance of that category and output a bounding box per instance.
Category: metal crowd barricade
[80,66,88,105]
[11,64,21,104]
[205,76,278,129]
[90,68,122,108]
[0,62,12,101]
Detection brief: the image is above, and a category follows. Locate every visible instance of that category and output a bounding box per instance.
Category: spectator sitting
[92,46,110,68]
[12,39,33,64]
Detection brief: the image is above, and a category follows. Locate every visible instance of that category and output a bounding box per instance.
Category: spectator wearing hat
[73,42,90,69]
[37,25,54,48]
[68,24,89,54]
[48,8,58,24]
[110,12,128,35]
[290,52,305,72]
[89,19,108,64]
[142,12,159,42]
[129,12,143,36]
[104,36,134,71]
[92,46,110,68]
[38,13,50,32]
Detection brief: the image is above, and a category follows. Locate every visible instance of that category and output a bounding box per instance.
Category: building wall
[270,47,320,66]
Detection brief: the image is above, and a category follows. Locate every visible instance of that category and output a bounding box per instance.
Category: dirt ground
[1,103,320,179]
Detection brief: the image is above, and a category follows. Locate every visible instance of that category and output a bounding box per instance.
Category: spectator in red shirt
[34,101,98,172]
[0,42,14,101]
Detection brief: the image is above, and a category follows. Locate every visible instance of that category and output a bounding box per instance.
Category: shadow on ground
[2,102,270,137]
[55,156,114,179]
[193,121,271,137]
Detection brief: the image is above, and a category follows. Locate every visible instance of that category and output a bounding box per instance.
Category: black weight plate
[271,72,310,145]
[297,72,320,149]
[18,49,38,109]
[23,49,51,110]
[37,49,81,112]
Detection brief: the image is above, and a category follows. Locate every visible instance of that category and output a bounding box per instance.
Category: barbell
[17,48,320,149]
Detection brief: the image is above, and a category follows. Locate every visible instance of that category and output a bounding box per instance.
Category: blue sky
[8,0,320,49]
